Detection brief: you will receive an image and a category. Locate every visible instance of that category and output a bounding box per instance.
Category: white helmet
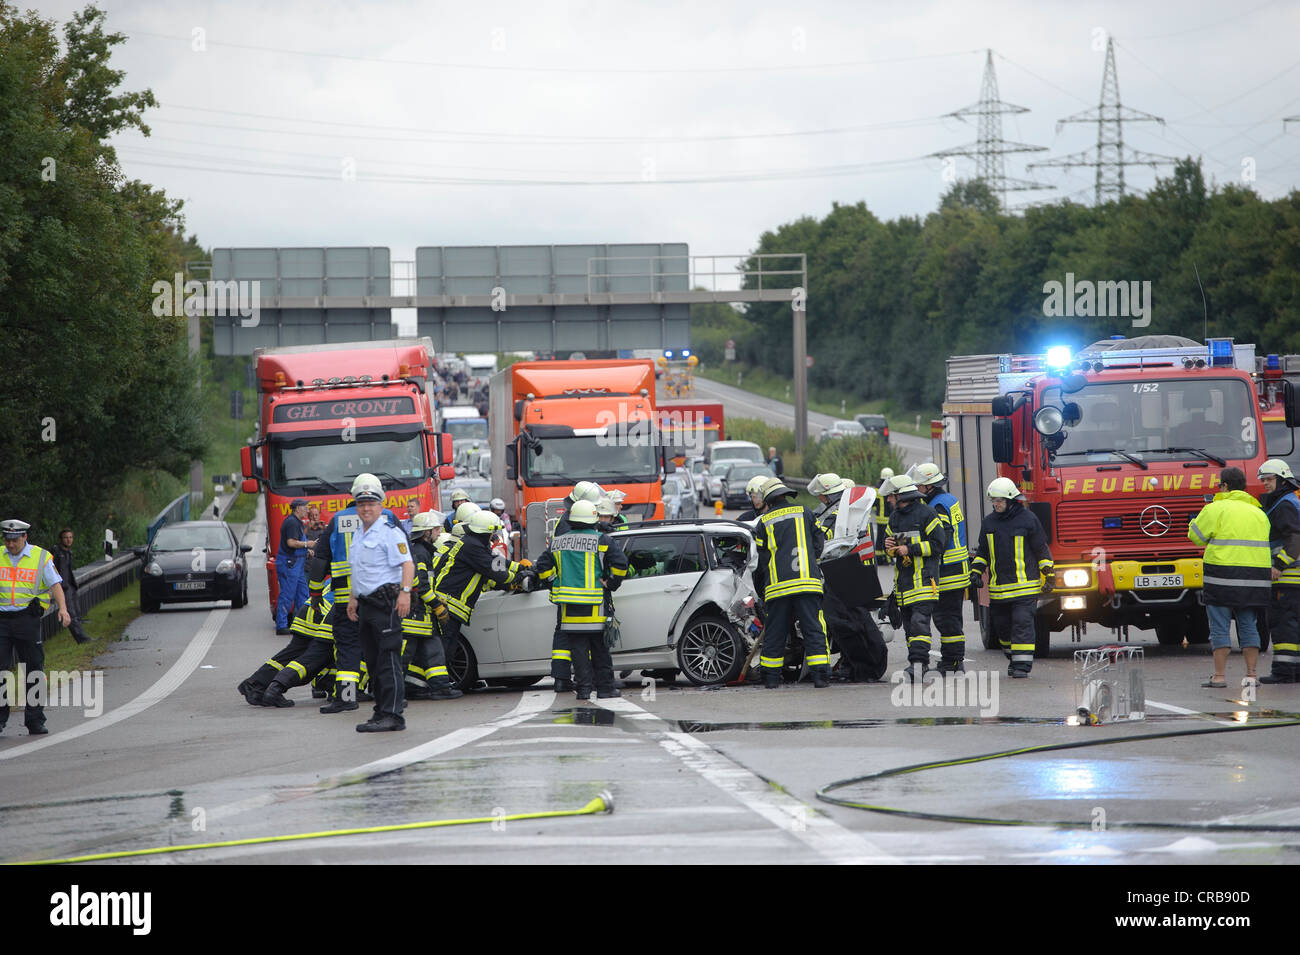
[879,467,895,481]
[595,498,618,518]
[570,481,602,504]
[890,476,920,499]
[351,473,384,503]
[490,497,506,512]
[451,523,467,537]
[1259,459,1296,482]
[454,501,480,524]
[913,462,945,487]
[450,488,471,505]
[987,477,1022,500]
[606,488,627,504]
[411,511,441,533]
[808,473,850,496]
[745,475,770,498]
[468,510,504,535]
[569,500,600,525]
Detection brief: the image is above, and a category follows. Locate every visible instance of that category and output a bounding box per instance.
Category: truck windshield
[526,437,658,485]
[1265,420,1300,473]
[1052,378,1258,463]
[444,419,488,441]
[268,432,426,491]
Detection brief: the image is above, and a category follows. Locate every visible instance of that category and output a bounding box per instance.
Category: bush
[727,418,795,455]
[802,436,903,488]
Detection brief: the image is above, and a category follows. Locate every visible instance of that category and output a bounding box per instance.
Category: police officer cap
[1,519,30,538]
[289,498,309,508]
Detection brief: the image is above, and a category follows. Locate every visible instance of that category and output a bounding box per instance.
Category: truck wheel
[1033,614,1052,659]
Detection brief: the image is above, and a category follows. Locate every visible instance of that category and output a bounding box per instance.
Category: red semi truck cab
[489,359,669,559]
[240,339,453,618]
[938,335,1295,655]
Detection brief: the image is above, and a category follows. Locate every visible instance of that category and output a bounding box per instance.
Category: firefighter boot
[320,683,360,713]
[1260,664,1298,684]
[237,679,264,706]
[260,680,295,708]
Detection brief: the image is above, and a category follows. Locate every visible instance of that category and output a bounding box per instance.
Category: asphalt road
[2,502,1298,866]
[690,376,933,469]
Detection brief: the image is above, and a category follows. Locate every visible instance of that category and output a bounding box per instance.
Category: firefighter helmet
[568,501,599,525]
[763,481,796,504]
[745,475,770,498]
[605,488,627,504]
[467,511,503,535]
[450,488,471,505]
[987,477,1022,500]
[350,473,384,502]
[1259,459,1296,482]
[595,498,618,518]
[913,462,945,486]
[807,473,842,496]
[570,481,603,504]
[879,467,895,481]
[454,501,480,523]
[890,476,921,500]
[411,511,441,533]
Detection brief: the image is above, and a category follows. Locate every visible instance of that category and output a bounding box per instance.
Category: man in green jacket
[1188,467,1271,689]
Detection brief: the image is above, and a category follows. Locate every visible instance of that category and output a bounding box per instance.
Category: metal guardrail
[146,493,190,544]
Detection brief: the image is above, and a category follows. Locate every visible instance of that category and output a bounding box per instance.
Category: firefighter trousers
[266,636,335,691]
[328,606,362,689]
[901,600,936,666]
[930,588,966,669]
[761,593,830,677]
[567,630,615,696]
[550,609,573,682]
[249,632,313,689]
[990,595,1037,673]
[407,633,453,690]
[1268,586,1300,676]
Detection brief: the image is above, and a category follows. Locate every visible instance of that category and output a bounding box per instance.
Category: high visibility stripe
[552,650,572,661]
[1189,521,1209,545]
[1207,538,1270,548]
[760,656,784,668]
[265,660,283,670]
[427,665,449,678]
[940,634,965,643]
[806,654,829,666]
[907,635,932,646]
[287,661,307,679]
[1202,574,1272,588]
[336,670,360,683]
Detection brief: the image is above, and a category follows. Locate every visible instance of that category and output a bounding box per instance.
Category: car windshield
[444,418,488,441]
[525,436,658,485]
[269,432,426,491]
[712,445,763,464]
[1052,378,1258,463]
[833,421,865,432]
[725,464,774,482]
[152,526,231,552]
[440,480,492,510]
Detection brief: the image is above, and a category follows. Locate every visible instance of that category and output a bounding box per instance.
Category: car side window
[621,534,706,578]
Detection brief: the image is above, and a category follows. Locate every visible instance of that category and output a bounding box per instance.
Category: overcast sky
[30,0,1300,280]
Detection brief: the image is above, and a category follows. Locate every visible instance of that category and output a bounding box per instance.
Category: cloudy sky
[29,0,1300,278]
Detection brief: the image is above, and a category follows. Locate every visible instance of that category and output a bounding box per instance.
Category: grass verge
[41,586,142,673]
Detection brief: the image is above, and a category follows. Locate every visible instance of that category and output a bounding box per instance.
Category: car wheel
[447,635,479,690]
[141,592,159,614]
[676,614,745,685]
[232,579,247,609]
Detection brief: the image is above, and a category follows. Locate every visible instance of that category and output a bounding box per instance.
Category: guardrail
[146,493,190,544]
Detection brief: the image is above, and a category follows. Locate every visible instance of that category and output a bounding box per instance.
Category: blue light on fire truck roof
[1208,340,1234,367]
[1268,354,1281,370]
[1045,346,1072,370]
[665,350,674,358]
[681,349,691,357]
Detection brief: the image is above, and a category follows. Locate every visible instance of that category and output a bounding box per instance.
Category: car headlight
[1062,568,1090,588]
[146,562,164,576]
[216,559,235,574]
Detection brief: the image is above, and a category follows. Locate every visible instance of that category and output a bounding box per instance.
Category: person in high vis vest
[432,510,522,676]
[874,467,895,565]
[752,482,831,689]
[548,480,604,688]
[970,477,1052,678]
[535,501,629,700]
[442,489,472,532]
[913,462,970,673]
[737,475,772,522]
[0,519,71,735]
[238,576,337,708]
[884,476,947,682]
[403,510,463,701]
[1188,467,1271,688]
[1258,459,1300,683]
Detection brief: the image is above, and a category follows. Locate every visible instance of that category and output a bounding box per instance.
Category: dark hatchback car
[134,521,251,613]
[854,414,890,440]
[719,463,777,508]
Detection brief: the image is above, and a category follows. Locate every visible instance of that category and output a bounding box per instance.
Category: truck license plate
[1134,574,1182,588]
[173,582,205,591]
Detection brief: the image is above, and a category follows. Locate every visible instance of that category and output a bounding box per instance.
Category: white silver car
[449,520,759,688]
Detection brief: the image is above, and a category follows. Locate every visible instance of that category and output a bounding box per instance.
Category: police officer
[349,474,416,732]
[535,501,629,700]
[275,498,311,634]
[752,482,831,688]
[308,474,404,714]
[874,467,895,565]
[404,510,463,701]
[432,510,522,679]
[913,463,970,673]
[884,475,947,682]
[970,477,1053,679]
[0,520,71,735]
[1259,460,1300,683]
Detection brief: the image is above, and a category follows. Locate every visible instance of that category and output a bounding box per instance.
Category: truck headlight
[1062,568,1090,588]
[1063,596,1086,610]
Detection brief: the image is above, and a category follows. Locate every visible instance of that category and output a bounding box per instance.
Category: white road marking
[1146,699,1237,726]
[476,736,643,747]
[594,696,899,864]
[0,607,229,761]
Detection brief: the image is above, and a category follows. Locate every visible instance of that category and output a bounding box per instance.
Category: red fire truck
[240,339,454,618]
[936,335,1295,655]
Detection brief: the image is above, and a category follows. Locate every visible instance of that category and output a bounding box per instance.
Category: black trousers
[901,600,936,665]
[550,611,573,681]
[990,595,1037,671]
[568,630,614,695]
[762,593,830,676]
[266,636,335,691]
[0,611,46,728]
[248,632,314,689]
[328,605,362,689]
[358,598,405,723]
[63,585,90,644]
[931,588,966,668]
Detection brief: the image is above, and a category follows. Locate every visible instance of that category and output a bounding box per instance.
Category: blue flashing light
[1268,354,1281,370]
[1102,517,1123,529]
[665,350,674,358]
[681,349,691,357]
[1109,335,1125,340]
[1045,346,1072,370]
[1208,340,1234,367]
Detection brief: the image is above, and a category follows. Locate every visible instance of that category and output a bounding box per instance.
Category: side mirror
[1286,380,1298,430]
[438,465,455,481]
[991,419,1014,464]
[505,444,518,480]
[241,478,258,494]
[440,433,453,466]
[132,546,147,560]
[990,394,1016,417]
[240,444,254,478]
[240,544,253,554]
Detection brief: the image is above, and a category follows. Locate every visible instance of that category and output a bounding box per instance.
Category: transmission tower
[1030,37,1175,204]
[932,49,1053,209]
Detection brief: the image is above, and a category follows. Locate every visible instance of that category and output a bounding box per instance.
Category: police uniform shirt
[1,543,62,612]
[349,517,412,598]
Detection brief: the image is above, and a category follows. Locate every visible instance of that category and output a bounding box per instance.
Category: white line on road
[0,607,229,762]
[476,736,643,746]
[1146,699,1238,727]
[594,695,899,864]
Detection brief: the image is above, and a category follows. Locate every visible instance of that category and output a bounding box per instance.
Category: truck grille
[1055,498,1205,547]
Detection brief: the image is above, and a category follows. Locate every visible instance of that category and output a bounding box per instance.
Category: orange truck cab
[490,360,668,559]
[937,335,1296,656]
[241,339,454,619]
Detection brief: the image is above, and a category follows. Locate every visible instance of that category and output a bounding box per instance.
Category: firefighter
[884,475,947,682]
[550,480,604,688]
[432,510,522,679]
[307,474,404,714]
[535,500,629,699]
[969,477,1052,679]
[913,462,970,673]
[595,497,620,533]
[553,480,603,536]
[239,576,335,708]
[442,489,472,531]
[1259,459,1300,683]
[752,482,831,688]
[736,475,772,521]
[0,519,72,735]
[605,489,629,528]
[403,510,464,700]
[874,467,895,565]
[808,475,888,683]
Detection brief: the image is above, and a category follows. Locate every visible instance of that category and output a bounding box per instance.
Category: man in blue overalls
[275,498,311,634]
